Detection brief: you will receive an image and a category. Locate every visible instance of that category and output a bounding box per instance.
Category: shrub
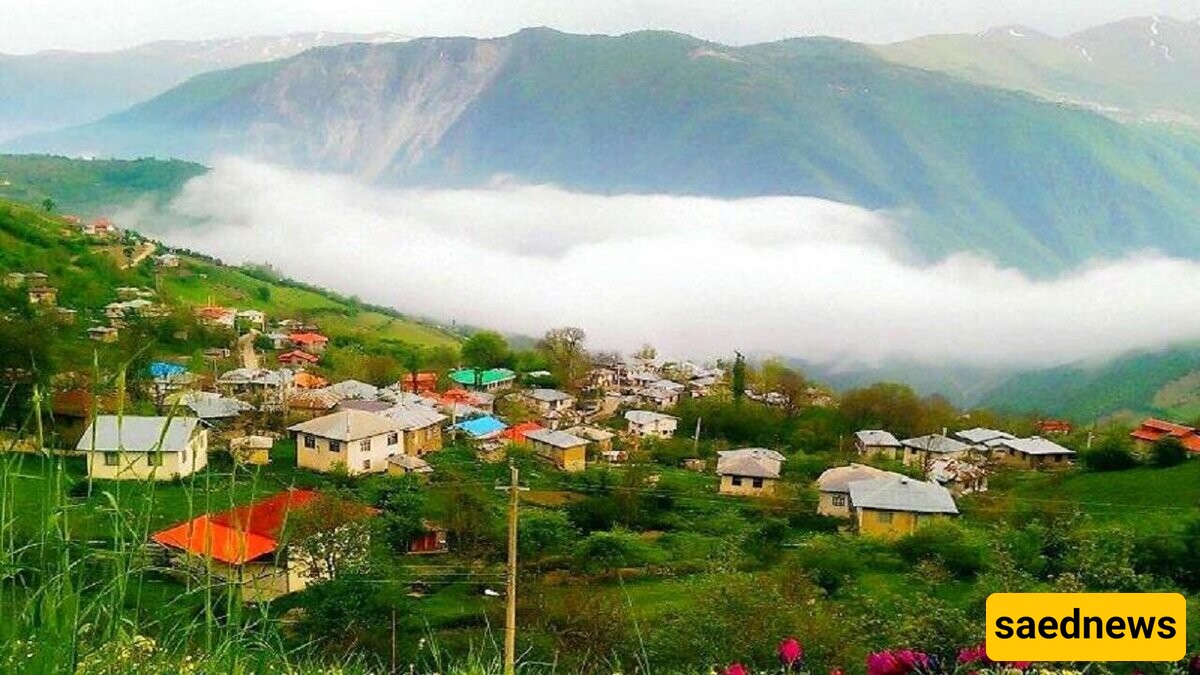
[1079,435,1138,471]
[789,535,864,593]
[1151,437,1188,468]
[894,522,985,579]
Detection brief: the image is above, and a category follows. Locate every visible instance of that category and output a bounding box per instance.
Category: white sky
[2,0,1199,54]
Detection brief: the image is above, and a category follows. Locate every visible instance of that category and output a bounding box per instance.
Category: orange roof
[289,332,328,345]
[278,350,319,364]
[196,306,234,319]
[293,372,329,389]
[501,421,544,443]
[1131,418,1200,453]
[151,490,376,565]
[439,388,478,405]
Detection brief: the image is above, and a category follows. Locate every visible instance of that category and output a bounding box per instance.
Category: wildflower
[778,638,804,669]
[724,663,749,675]
[866,649,929,675]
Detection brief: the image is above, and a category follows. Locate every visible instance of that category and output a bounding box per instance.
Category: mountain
[876,16,1200,126]
[981,343,1200,422]
[0,154,207,216]
[13,28,1200,274]
[0,32,408,141]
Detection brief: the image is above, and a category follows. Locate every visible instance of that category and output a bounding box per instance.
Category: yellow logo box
[986,593,1186,662]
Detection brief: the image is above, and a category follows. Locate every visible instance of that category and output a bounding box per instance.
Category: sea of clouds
[124,157,1200,369]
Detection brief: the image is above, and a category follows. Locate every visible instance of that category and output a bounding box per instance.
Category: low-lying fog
[124,157,1200,368]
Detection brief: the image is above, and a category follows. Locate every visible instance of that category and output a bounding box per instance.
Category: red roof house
[1130,418,1200,453]
[278,349,319,366]
[289,332,329,353]
[399,372,439,394]
[1036,419,1073,435]
[501,421,544,445]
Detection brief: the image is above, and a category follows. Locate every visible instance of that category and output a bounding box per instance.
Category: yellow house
[899,434,971,468]
[289,409,404,476]
[525,428,588,472]
[716,448,785,497]
[77,415,209,481]
[990,436,1076,470]
[380,404,447,456]
[846,475,958,538]
[387,454,434,479]
[230,435,274,465]
[815,463,901,518]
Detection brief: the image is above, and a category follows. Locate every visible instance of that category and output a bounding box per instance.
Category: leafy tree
[373,477,427,554]
[41,197,55,213]
[537,326,588,389]
[840,382,924,438]
[731,351,746,402]
[518,508,579,564]
[758,357,808,417]
[1079,434,1138,472]
[573,529,658,574]
[254,285,271,302]
[894,521,986,580]
[288,494,375,580]
[1151,436,1188,468]
[788,536,864,593]
[460,330,510,369]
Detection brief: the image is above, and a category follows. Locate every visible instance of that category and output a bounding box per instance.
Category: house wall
[403,424,442,456]
[531,439,587,472]
[718,474,776,497]
[630,420,677,438]
[856,442,901,461]
[295,430,401,475]
[994,449,1073,470]
[817,490,851,518]
[86,429,208,481]
[856,508,952,538]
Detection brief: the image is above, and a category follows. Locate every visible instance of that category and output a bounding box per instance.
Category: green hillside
[980,343,1200,422]
[0,154,206,216]
[13,30,1200,273]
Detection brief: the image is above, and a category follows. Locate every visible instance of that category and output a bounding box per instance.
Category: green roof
[450,368,516,386]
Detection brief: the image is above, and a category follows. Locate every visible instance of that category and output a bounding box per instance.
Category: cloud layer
[128,157,1200,368]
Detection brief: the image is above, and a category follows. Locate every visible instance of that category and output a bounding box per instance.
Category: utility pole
[692,416,701,456]
[496,464,528,675]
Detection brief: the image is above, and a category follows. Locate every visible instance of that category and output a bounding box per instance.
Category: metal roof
[847,475,959,514]
[525,428,589,449]
[901,434,971,454]
[816,463,901,493]
[993,436,1076,456]
[854,430,902,447]
[288,410,402,442]
[76,415,200,453]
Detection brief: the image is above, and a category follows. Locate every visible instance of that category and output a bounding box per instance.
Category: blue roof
[149,362,188,378]
[454,415,508,438]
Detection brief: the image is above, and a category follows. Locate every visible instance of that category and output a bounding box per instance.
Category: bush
[572,529,659,574]
[1151,437,1188,468]
[789,535,864,593]
[894,522,985,579]
[1079,436,1139,471]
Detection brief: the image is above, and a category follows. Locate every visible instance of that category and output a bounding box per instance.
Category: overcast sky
[3,0,1199,54]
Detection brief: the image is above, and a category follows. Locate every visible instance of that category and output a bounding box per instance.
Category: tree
[1080,434,1138,472]
[41,197,55,213]
[731,351,746,402]
[633,343,657,362]
[374,477,427,553]
[1151,436,1188,468]
[758,357,808,417]
[288,494,375,580]
[460,330,510,369]
[839,382,924,438]
[538,326,588,389]
[254,285,271,302]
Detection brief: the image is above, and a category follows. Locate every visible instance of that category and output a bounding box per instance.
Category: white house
[77,415,208,481]
[625,410,679,438]
[289,410,404,476]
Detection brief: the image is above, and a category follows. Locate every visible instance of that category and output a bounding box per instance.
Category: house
[336,399,392,414]
[525,428,589,472]
[264,332,292,349]
[716,448,786,497]
[87,326,119,343]
[638,382,681,409]
[182,391,252,422]
[150,489,375,602]
[525,389,576,418]
[76,415,209,481]
[500,421,544,445]
[83,217,116,237]
[289,332,329,354]
[27,286,58,306]
[289,410,404,476]
[236,309,267,330]
[293,372,329,390]
[380,404,447,456]
[278,350,319,367]
[1130,418,1200,454]
[454,415,508,441]
[563,425,616,455]
[1037,419,1073,436]
[229,435,273,465]
[991,436,1076,469]
[219,369,293,409]
[328,379,379,401]
[815,463,901,518]
[953,427,1015,447]
[847,475,959,538]
[387,454,433,478]
[286,387,346,419]
[398,372,439,394]
[407,522,450,554]
[625,410,678,438]
[154,253,180,268]
[196,305,237,328]
[927,457,989,496]
[853,430,903,460]
[449,367,516,392]
[900,434,971,467]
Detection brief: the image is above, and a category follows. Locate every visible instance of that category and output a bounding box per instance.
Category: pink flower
[866,650,929,675]
[724,663,749,675]
[829,669,845,675]
[778,638,804,668]
[958,642,1029,670]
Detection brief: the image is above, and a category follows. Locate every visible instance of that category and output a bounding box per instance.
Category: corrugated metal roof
[854,430,902,447]
[525,428,588,449]
[902,434,970,454]
[817,463,901,493]
[848,476,958,514]
[76,415,200,453]
[288,409,401,441]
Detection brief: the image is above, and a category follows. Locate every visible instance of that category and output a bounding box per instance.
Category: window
[303,435,316,449]
[877,511,893,524]
[104,452,120,466]
[387,432,399,446]
[360,439,372,453]
[363,459,372,471]
[329,440,341,453]
[147,453,163,467]
[752,477,764,488]
[731,476,743,486]
[832,494,846,507]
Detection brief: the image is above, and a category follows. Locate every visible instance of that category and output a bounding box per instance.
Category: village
[5,206,1200,672]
